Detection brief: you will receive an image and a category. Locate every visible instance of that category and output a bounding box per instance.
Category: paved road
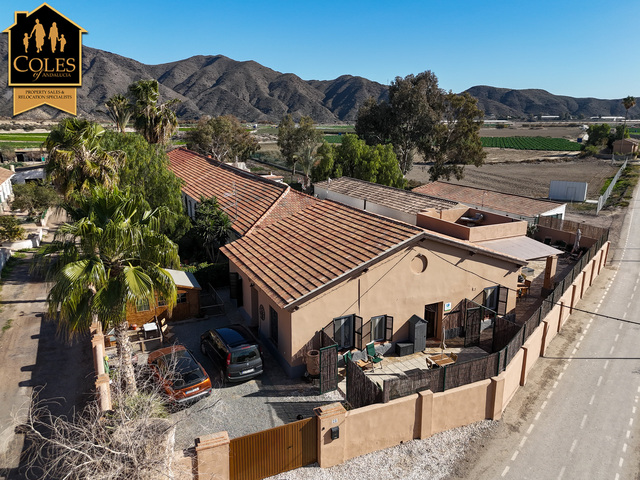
[457,190,640,479]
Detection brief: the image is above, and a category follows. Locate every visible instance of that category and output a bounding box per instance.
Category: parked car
[147,345,212,404]
[200,325,263,385]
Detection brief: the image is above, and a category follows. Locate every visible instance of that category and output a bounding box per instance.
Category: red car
[148,345,212,404]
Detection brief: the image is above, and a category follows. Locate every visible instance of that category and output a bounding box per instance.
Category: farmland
[481,137,581,151]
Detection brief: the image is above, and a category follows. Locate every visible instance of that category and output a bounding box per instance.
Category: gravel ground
[266,420,496,480]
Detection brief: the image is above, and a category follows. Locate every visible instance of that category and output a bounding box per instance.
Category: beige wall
[431,380,494,434]
[417,209,527,242]
[287,238,520,369]
[501,349,525,410]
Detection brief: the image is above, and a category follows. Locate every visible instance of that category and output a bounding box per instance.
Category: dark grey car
[200,325,263,385]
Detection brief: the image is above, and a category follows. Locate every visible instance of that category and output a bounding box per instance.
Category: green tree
[105,93,133,134]
[622,96,636,127]
[11,181,60,216]
[185,115,259,163]
[193,196,231,263]
[585,123,612,147]
[38,186,179,394]
[128,79,180,144]
[44,118,125,200]
[356,70,485,179]
[100,131,190,238]
[311,134,405,188]
[0,216,25,241]
[277,115,322,176]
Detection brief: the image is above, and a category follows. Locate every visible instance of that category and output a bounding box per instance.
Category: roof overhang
[476,236,563,261]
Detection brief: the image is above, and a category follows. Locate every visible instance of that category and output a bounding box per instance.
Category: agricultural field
[481,137,581,151]
[0,132,47,150]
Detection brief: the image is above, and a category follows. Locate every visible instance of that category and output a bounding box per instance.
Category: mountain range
[0,36,638,123]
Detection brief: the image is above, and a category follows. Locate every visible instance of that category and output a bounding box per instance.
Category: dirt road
[0,214,93,480]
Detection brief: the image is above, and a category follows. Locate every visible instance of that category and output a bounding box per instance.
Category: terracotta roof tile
[413,182,564,217]
[315,177,459,213]
[0,168,14,184]
[221,200,423,308]
[167,148,289,235]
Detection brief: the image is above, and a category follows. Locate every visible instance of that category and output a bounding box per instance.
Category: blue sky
[3,1,638,99]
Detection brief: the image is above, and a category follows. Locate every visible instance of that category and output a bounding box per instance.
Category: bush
[579,145,600,157]
[0,216,25,242]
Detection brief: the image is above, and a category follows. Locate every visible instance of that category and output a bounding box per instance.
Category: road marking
[632,293,636,300]
[629,418,633,426]
[553,381,559,389]
[511,450,519,461]
[579,335,584,341]
[558,372,564,380]
[604,360,609,370]
[576,342,581,348]
[563,363,568,371]
[502,466,510,477]
[572,348,578,355]
[623,312,627,319]
[519,436,527,448]
[615,334,619,342]
[597,376,603,386]
[634,285,637,292]
[616,473,620,480]
[623,443,628,453]
[589,318,593,324]
[619,457,624,468]
[620,323,623,329]
[547,391,554,399]
[580,414,587,429]
[570,439,577,453]
[541,401,548,410]
[557,466,566,479]
[610,346,615,355]
[535,412,541,420]
[633,406,637,414]
[527,424,534,434]
[589,394,595,405]
[628,302,632,309]
[627,430,631,439]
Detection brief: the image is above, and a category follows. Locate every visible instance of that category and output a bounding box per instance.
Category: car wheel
[218,369,226,387]
[200,342,207,356]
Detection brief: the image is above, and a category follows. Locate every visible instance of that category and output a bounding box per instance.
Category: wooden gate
[229,417,317,480]
[319,343,338,394]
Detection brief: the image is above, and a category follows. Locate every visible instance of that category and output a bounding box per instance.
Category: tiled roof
[221,200,424,308]
[314,177,459,213]
[0,168,14,184]
[412,182,564,217]
[167,148,289,236]
[248,189,319,234]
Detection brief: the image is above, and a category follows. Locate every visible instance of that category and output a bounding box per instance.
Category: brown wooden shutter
[385,315,394,342]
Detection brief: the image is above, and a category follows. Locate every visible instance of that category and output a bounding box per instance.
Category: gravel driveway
[166,309,343,451]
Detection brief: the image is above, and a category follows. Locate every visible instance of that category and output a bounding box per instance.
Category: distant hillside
[0,35,637,122]
[466,86,640,120]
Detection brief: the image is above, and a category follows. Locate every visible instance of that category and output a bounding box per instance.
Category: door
[424,303,438,338]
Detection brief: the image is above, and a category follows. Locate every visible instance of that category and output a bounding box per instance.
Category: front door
[424,303,438,338]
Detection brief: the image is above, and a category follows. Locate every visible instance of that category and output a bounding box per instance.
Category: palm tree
[44,118,125,200]
[294,143,317,191]
[39,186,179,394]
[105,93,133,134]
[128,79,180,144]
[623,95,636,129]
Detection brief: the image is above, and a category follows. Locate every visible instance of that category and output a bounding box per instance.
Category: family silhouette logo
[3,3,87,115]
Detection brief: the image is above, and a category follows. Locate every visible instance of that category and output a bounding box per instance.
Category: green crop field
[627,128,640,135]
[323,135,343,144]
[0,133,48,142]
[481,136,581,151]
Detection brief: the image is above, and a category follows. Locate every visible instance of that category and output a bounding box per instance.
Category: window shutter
[354,315,363,350]
[361,319,371,348]
[385,315,394,342]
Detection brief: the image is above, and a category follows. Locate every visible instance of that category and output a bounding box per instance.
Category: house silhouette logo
[3,3,87,115]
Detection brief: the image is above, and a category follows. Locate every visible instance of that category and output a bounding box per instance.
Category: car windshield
[231,346,259,364]
[159,350,206,389]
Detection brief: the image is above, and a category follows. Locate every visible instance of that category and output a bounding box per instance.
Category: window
[269,306,278,346]
[333,315,354,349]
[136,298,150,312]
[176,292,187,304]
[371,315,386,342]
[484,286,498,311]
[157,295,166,307]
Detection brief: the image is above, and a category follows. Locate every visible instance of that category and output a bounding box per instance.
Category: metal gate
[229,417,317,480]
[464,303,482,347]
[319,343,338,394]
